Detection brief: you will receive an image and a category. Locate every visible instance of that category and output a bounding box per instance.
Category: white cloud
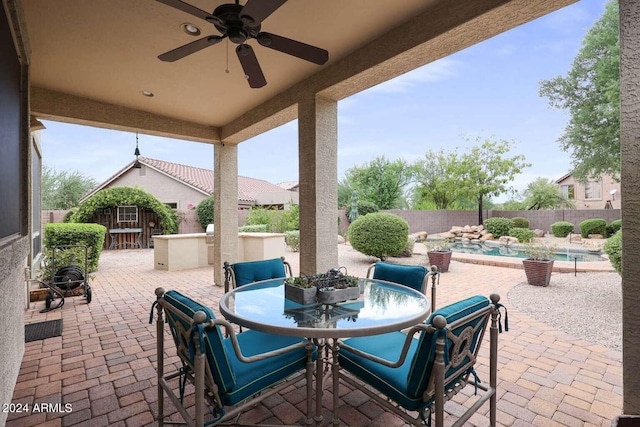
[365,58,461,94]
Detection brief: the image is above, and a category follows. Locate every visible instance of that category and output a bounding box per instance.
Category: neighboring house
[277,181,299,192]
[80,157,299,210]
[556,172,620,210]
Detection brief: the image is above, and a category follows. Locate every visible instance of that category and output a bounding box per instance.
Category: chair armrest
[365,263,376,279]
[209,318,309,363]
[339,323,434,368]
[282,257,293,278]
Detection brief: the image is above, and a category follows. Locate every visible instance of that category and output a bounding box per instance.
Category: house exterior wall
[556,173,620,210]
[109,165,208,210]
[0,3,29,424]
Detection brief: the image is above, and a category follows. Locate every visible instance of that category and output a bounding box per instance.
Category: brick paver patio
[7,246,622,426]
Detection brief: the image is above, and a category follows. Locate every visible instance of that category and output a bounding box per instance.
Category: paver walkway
[7,246,622,426]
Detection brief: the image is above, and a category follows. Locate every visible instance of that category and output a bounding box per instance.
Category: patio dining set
[151,257,507,427]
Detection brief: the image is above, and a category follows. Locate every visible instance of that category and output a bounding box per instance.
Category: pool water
[450,242,604,262]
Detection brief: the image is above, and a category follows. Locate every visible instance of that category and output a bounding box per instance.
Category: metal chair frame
[152,288,315,427]
[338,294,502,427]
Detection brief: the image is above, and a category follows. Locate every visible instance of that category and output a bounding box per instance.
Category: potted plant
[284,268,360,305]
[522,242,555,286]
[424,239,453,273]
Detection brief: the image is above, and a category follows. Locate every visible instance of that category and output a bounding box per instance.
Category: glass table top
[219,278,431,339]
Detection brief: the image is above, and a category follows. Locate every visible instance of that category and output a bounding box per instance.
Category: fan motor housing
[212,3,260,43]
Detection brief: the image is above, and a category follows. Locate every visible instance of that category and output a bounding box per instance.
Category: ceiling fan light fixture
[141,90,154,97]
[181,23,201,36]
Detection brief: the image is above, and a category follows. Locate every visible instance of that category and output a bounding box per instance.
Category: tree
[459,137,530,224]
[539,0,620,182]
[337,178,353,208]
[522,177,575,210]
[345,156,413,210]
[42,165,97,210]
[412,149,466,209]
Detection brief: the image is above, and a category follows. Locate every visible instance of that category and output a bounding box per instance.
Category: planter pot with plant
[284,268,360,305]
[522,242,555,286]
[424,239,453,273]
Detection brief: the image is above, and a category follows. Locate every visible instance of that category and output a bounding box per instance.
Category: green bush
[606,219,622,237]
[603,229,622,274]
[551,221,574,237]
[272,204,299,233]
[238,224,269,232]
[346,200,379,222]
[579,218,607,238]
[508,227,535,243]
[284,230,300,252]
[62,209,76,223]
[397,236,415,257]
[510,217,530,229]
[43,223,107,277]
[244,208,278,232]
[71,187,178,234]
[196,196,214,230]
[348,213,409,260]
[483,217,512,238]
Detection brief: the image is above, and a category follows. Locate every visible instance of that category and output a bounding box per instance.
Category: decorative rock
[480,233,494,241]
[499,236,519,245]
[568,234,582,242]
[583,240,604,252]
[441,232,455,239]
[416,231,428,242]
[534,229,545,237]
[588,234,604,240]
[337,235,345,244]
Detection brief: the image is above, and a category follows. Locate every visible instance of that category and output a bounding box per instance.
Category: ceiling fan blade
[158,36,224,62]
[240,0,287,26]
[257,32,328,65]
[236,44,266,88]
[156,0,224,26]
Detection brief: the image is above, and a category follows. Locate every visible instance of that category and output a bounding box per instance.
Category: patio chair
[337,294,505,427]
[367,261,439,311]
[151,288,316,427]
[223,256,292,292]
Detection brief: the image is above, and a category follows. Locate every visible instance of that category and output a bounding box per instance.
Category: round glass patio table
[219,277,431,339]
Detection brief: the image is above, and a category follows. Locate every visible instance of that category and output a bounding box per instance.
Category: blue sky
[41,0,607,203]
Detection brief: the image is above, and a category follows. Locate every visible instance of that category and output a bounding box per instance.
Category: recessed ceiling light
[181,23,201,36]
[142,90,154,97]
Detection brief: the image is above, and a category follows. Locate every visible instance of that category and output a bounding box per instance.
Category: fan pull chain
[225,39,230,74]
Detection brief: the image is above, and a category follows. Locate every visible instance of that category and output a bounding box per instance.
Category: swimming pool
[450,241,605,262]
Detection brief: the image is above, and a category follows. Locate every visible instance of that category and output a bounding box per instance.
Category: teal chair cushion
[163,290,236,392]
[372,262,428,293]
[222,330,314,406]
[339,295,490,411]
[232,258,287,287]
[163,290,314,406]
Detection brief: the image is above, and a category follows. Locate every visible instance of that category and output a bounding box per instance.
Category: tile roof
[140,157,288,203]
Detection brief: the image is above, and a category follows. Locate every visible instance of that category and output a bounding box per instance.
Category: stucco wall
[557,173,620,209]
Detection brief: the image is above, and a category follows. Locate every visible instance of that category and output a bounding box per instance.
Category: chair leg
[155,296,165,427]
[332,338,340,426]
[305,340,314,426]
[433,334,446,427]
[490,306,499,426]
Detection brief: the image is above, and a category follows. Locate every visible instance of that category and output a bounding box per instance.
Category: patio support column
[298,94,338,274]
[620,0,640,415]
[213,142,238,286]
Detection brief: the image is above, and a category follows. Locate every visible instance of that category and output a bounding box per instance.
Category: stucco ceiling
[20,0,577,143]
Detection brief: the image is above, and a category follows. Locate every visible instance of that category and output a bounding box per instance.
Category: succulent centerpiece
[284,267,360,305]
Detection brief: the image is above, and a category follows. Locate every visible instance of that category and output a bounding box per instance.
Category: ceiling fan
[157,0,329,88]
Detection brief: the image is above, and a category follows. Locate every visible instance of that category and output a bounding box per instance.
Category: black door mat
[25,319,63,342]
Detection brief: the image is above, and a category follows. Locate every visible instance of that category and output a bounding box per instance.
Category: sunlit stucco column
[620,0,640,415]
[298,94,338,274]
[213,142,238,286]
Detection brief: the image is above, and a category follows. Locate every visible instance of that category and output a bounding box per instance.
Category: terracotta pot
[522,259,554,286]
[427,251,452,273]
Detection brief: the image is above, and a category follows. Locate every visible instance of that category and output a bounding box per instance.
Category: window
[584,181,602,200]
[117,206,138,222]
[560,184,575,200]
[164,202,178,209]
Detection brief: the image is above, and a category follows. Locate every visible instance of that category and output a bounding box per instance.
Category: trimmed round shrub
[551,221,574,237]
[508,227,535,243]
[483,217,512,239]
[196,196,215,230]
[603,229,621,274]
[579,218,607,238]
[397,236,415,257]
[346,200,379,222]
[348,213,408,260]
[511,217,530,229]
[606,219,622,237]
